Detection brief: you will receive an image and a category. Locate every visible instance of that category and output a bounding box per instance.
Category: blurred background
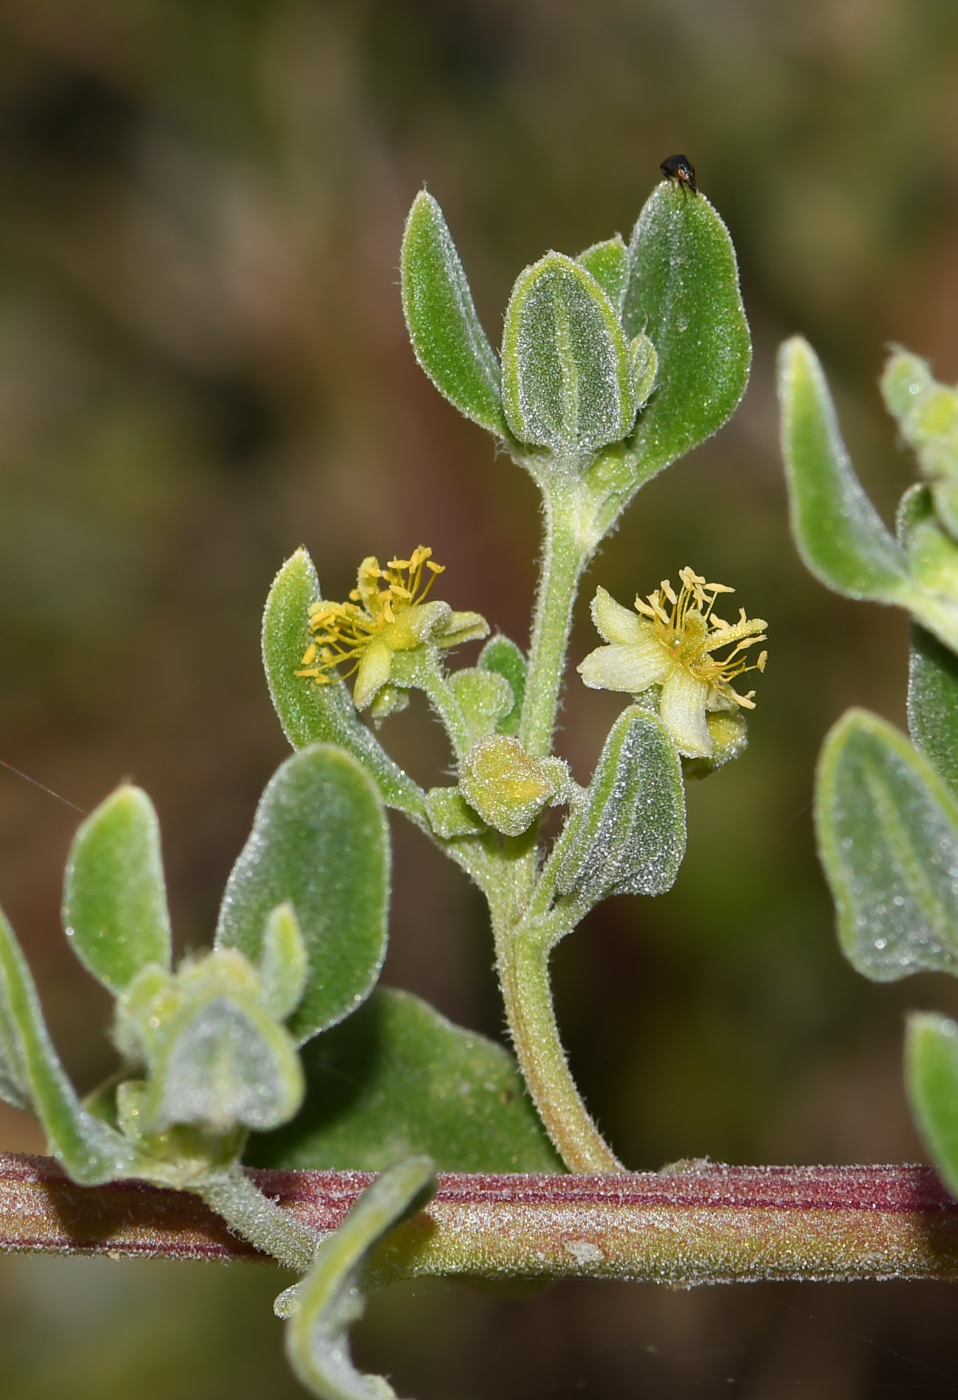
[0,0,957,1394]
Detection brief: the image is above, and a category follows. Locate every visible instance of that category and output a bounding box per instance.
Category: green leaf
[576,235,629,315]
[881,348,958,539]
[816,708,958,981]
[246,987,562,1172]
[906,1012,958,1198]
[0,904,142,1183]
[424,787,487,839]
[259,903,309,1023]
[401,191,507,436]
[501,252,636,461]
[285,1156,437,1400]
[145,994,304,1135]
[215,745,390,1044]
[450,667,514,746]
[897,486,958,656]
[778,337,914,602]
[62,786,172,994]
[262,549,427,819]
[623,181,750,486]
[550,706,686,907]
[478,634,526,735]
[630,332,658,409]
[908,623,958,800]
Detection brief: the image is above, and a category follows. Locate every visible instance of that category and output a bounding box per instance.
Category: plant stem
[519,486,589,759]
[196,1165,320,1272]
[6,1154,958,1284]
[495,920,623,1173]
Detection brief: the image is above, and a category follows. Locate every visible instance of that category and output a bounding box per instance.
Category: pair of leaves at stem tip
[401,181,750,494]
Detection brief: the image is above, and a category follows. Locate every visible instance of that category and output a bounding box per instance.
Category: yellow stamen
[298,546,446,686]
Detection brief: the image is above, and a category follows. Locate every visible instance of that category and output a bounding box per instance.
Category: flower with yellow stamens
[578,567,768,759]
[296,546,488,711]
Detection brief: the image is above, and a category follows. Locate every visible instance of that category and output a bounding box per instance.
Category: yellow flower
[578,567,768,758]
[296,546,488,710]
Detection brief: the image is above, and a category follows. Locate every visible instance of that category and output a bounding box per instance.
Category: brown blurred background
[1,0,958,1395]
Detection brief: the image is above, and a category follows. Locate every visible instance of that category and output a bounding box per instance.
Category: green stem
[519,487,590,759]
[494,917,623,1173]
[8,1154,958,1284]
[196,1165,321,1273]
[418,657,472,762]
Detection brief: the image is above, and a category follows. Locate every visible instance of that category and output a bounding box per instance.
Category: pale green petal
[591,587,644,645]
[353,640,393,709]
[578,638,668,692]
[440,609,491,648]
[659,668,712,757]
[405,600,453,642]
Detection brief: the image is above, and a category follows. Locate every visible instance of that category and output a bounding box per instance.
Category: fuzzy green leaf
[551,706,686,907]
[816,709,958,981]
[259,903,309,1023]
[62,786,172,995]
[501,252,636,461]
[779,337,914,602]
[478,634,526,735]
[906,1012,958,1198]
[450,667,514,746]
[623,182,750,485]
[215,745,389,1044]
[896,486,958,656]
[285,1156,437,1400]
[262,549,427,819]
[0,904,142,1182]
[882,348,958,540]
[401,191,507,436]
[908,623,958,801]
[246,987,562,1172]
[576,235,629,315]
[145,995,305,1135]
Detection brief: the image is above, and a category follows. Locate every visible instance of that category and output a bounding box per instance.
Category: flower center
[297,546,444,684]
[636,566,768,707]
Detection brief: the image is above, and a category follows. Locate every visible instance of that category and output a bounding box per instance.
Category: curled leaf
[285,1156,437,1400]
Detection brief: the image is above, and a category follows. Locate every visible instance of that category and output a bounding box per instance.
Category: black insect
[660,154,697,195]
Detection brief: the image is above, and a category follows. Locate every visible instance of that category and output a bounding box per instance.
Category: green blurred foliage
[0,0,957,1394]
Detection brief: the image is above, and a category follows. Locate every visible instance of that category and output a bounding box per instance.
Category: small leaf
[146,995,304,1135]
[778,337,914,602]
[816,708,958,981]
[262,549,427,820]
[424,787,487,839]
[882,348,958,539]
[450,667,514,746]
[216,745,389,1044]
[906,1012,958,1198]
[285,1156,437,1400]
[623,181,750,486]
[550,706,686,906]
[246,987,562,1172]
[630,332,658,409]
[908,623,958,801]
[576,235,629,314]
[478,634,526,735]
[401,190,507,436]
[897,486,958,656]
[0,904,142,1183]
[501,252,636,460]
[62,786,172,994]
[259,903,309,1023]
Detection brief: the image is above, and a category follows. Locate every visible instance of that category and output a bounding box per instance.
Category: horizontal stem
[3,1154,958,1285]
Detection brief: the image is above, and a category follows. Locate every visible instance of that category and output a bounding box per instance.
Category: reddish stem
[2,1153,957,1284]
